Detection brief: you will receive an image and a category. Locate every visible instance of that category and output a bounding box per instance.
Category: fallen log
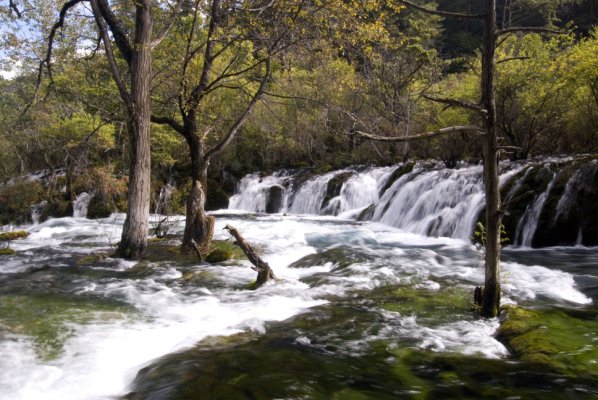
[224,224,277,288]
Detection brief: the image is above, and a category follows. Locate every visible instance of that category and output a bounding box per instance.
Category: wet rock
[356,204,376,221]
[206,180,230,211]
[378,162,415,196]
[265,185,284,214]
[321,172,354,210]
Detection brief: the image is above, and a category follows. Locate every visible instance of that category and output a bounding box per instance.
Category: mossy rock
[0,248,16,256]
[0,230,29,241]
[75,253,109,266]
[497,305,598,377]
[206,241,246,263]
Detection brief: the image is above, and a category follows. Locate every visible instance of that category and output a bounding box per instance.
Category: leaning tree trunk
[116,2,153,260]
[480,0,502,318]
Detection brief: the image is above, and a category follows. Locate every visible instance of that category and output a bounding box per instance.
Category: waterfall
[228,158,596,245]
[372,165,486,239]
[514,172,556,247]
[228,172,291,213]
[73,192,93,218]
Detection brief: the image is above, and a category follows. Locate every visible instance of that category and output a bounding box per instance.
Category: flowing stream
[1,211,597,399]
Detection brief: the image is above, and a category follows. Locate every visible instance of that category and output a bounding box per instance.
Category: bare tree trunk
[480,0,502,318]
[116,1,152,259]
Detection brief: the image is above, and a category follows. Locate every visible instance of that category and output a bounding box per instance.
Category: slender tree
[32,0,183,259]
[354,0,561,317]
[151,0,305,254]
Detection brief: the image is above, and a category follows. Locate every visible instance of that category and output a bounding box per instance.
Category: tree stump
[224,224,277,288]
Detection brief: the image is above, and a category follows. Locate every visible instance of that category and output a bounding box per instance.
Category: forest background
[0,0,597,223]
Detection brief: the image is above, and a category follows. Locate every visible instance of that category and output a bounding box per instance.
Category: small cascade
[372,165,486,239]
[73,192,94,218]
[514,172,557,247]
[30,201,47,224]
[228,172,290,213]
[229,158,597,245]
[287,171,343,215]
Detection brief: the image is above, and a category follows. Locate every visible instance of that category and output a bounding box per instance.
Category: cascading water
[30,201,47,224]
[229,162,525,242]
[514,171,557,247]
[72,192,93,218]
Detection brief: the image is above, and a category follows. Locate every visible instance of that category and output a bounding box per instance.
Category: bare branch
[423,94,487,114]
[397,0,485,20]
[353,125,485,143]
[497,27,563,36]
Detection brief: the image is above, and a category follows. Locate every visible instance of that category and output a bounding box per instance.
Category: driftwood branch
[423,94,487,114]
[353,125,484,143]
[397,0,485,19]
[224,224,277,288]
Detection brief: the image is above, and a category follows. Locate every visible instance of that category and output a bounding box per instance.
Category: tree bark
[480,0,502,318]
[116,1,153,259]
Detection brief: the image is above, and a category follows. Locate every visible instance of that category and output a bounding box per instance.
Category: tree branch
[90,0,130,104]
[204,59,271,160]
[423,94,487,114]
[497,27,563,36]
[96,0,132,64]
[8,0,23,17]
[150,115,185,135]
[353,125,485,143]
[151,0,184,48]
[24,0,84,117]
[496,56,531,64]
[397,0,485,19]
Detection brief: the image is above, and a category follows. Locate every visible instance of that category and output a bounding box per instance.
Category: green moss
[0,230,29,241]
[379,285,471,323]
[0,248,16,255]
[206,240,246,263]
[0,294,132,360]
[498,305,598,377]
[0,180,44,224]
[75,253,109,266]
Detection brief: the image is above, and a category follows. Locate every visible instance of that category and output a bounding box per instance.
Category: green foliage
[472,222,509,248]
[0,230,29,241]
[0,180,44,224]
